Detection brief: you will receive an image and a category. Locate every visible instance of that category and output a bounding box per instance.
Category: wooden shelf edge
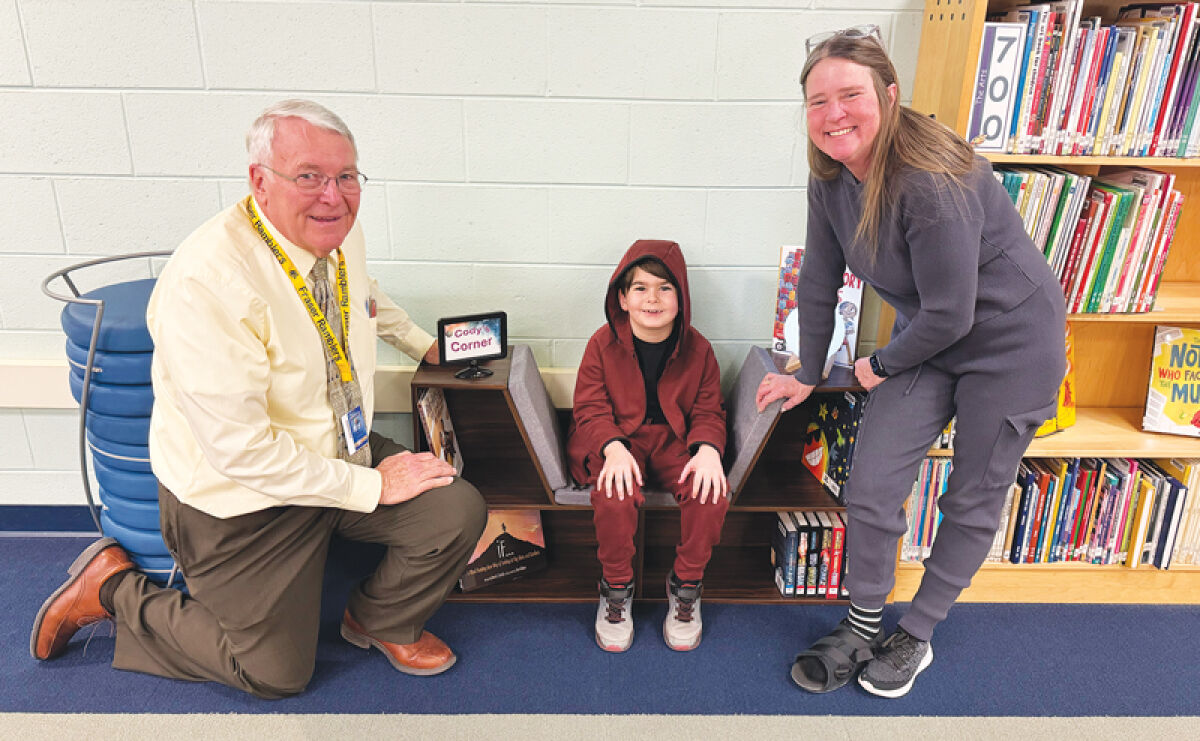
[1067,283,1200,323]
[1026,407,1200,458]
[983,154,1200,167]
[928,408,1200,458]
[893,562,1200,603]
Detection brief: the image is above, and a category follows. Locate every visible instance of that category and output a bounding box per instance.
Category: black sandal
[790,618,881,693]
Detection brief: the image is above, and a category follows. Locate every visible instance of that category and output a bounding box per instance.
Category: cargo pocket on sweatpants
[981,400,1058,489]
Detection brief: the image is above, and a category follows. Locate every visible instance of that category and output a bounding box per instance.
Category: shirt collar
[246,195,327,277]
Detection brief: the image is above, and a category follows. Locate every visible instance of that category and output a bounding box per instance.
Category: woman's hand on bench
[756,372,814,412]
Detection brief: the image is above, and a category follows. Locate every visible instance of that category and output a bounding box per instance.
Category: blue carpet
[4,536,1198,715]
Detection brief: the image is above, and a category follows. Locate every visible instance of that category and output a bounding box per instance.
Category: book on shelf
[995,165,1182,314]
[799,391,866,503]
[772,246,864,379]
[1035,323,1077,438]
[796,512,812,595]
[827,512,846,600]
[931,454,1197,569]
[458,509,547,592]
[815,511,834,597]
[767,511,849,598]
[1143,326,1200,437]
[968,22,1031,151]
[901,458,948,562]
[976,2,1200,156]
[416,387,464,475]
[771,511,799,596]
[1155,458,1200,566]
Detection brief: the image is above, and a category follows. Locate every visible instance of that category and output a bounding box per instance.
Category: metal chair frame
[41,251,182,587]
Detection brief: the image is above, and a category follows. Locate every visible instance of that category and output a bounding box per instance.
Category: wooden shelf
[414,353,847,604]
[893,561,1200,604]
[1067,283,1200,323]
[984,154,1200,167]
[1027,407,1200,458]
[910,0,1200,604]
[930,408,1200,459]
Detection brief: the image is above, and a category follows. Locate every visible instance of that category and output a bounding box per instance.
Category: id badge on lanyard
[342,406,369,452]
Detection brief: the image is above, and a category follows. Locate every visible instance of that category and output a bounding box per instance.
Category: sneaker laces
[877,629,922,671]
[673,596,695,623]
[671,581,700,623]
[604,597,628,624]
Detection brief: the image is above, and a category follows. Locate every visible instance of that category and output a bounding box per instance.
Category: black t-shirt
[633,326,679,425]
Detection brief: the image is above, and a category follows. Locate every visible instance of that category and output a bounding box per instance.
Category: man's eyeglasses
[805,24,883,56]
[261,165,368,194]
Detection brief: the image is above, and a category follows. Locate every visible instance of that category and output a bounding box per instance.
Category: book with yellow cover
[1143,326,1200,438]
[1036,324,1077,437]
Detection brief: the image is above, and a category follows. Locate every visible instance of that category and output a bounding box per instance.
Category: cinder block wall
[1,0,922,505]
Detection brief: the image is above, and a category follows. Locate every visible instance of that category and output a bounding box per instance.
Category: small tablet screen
[437,311,507,366]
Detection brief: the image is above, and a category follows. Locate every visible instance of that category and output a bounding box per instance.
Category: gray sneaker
[595,579,634,652]
[663,572,702,651]
[858,627,933,698]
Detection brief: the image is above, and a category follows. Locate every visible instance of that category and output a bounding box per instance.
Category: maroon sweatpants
[577,424,729,585]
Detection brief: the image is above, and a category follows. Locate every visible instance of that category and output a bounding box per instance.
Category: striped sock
[847,603,882,642]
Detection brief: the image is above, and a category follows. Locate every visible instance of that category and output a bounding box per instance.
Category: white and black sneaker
[858,627,933,698]
[663,572,703,651]
[595,579,634,652]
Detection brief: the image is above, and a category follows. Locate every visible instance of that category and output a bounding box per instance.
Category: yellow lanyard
[246,196,354,383]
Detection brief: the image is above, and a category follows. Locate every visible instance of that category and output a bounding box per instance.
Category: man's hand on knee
[378,451,457,505]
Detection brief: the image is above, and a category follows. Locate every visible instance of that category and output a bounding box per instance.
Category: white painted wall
[0,0,923,505]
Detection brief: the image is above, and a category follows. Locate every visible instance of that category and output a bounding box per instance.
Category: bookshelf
[410,355,851,604]
[905,0,1200,602]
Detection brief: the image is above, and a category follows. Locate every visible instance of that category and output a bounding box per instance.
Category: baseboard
[0,505,99,534]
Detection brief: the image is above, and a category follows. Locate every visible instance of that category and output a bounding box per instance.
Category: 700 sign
[966,22,1027,153]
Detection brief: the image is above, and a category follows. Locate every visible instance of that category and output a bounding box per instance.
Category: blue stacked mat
[62,278,179,586]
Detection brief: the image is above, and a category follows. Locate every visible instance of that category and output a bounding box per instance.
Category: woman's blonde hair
[800,34,976,258]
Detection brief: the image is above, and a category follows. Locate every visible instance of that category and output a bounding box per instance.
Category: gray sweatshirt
[796,156,1059,385]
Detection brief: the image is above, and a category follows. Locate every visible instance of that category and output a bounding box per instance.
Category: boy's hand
[756,372,814,412]
[599,440,642,501]
[679,444,727,504]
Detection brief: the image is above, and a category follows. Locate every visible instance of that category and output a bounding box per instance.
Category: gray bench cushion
[506,344,570,492]
[726,345,783,498]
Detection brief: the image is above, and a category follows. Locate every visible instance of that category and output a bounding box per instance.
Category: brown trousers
[110,433,487,698]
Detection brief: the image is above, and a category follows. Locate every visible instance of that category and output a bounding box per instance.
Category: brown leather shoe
[30,537,134,660]
[340,608,456,676]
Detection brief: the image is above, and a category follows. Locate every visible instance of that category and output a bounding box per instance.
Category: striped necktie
[310,257,371,466]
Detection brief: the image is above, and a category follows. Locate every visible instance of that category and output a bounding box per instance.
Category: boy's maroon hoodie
[567,240,726,474]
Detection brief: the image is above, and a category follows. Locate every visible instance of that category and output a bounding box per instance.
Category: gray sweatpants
[844,280,1065,641]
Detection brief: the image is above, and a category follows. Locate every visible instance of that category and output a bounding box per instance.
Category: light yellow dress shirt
[146,197,435,518]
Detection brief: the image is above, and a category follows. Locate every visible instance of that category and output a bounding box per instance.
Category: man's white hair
[245,99,357,167]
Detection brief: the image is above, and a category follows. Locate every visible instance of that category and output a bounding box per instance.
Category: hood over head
[605,240,692,336]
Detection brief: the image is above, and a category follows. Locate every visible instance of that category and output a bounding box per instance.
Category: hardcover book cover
[416,387,464,475]
[800,392,864,503]
[1036,323,1077,437]
[1143,326,1200,438]
[772,246,864,377]
[771,511,799,596]
[458,509,547,592]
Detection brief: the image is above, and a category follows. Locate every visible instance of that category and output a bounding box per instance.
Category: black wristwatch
[868,353,889,378]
